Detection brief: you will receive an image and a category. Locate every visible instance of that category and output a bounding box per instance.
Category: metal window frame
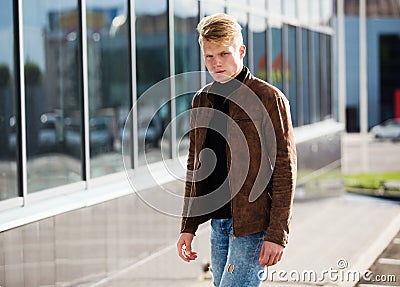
[16,0,27,206]
[168,0,176,159]
[199,0,207,86]
[78,0,91,185]
[2,0,337,209]
[296,25,304,126]
[0,0,25,210]
[337,0,346,125]
[130,0,138,169]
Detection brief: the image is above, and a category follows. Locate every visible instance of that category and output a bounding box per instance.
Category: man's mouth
[215,70,225,74]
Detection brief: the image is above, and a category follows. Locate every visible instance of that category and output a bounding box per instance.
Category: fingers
[266,250,282,266]
[177,238,187,261]
[177,233,197,262]
[259,241,284,267]
[259,250,281,266]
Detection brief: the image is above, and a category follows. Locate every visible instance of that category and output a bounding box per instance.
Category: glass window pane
[310,0,320,24]
[23,0,82,193]
[301,28,310,125]
[249,0,266,9]
[174,0,200,156]
[0,0,18,200]
[250,14,267,81]
[298,0,309,23]
[312,31,321,123]
[283,0,297,18]
[287,25,298,126]
[320,34,332,120]
[227,6,248,66]
[203,1,225,16]
[326,35,332,118]
[321,0,333,26]
[344,0,359,17]
[174,0,199,75]
[135,0,170,166]
[270,22,283,91]
[267,0,282,15]
[86,0,131,178]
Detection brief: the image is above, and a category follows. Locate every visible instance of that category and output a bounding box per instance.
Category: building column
[337,0,346,126]
[359,0,368,134]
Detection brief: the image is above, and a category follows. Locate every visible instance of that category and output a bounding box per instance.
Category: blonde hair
[197,13,243,47]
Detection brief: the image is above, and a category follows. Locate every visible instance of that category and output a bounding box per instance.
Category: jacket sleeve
[180,93,207,235]
[263,91,297,247]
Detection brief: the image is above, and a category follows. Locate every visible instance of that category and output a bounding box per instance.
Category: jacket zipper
[226,119,235,241]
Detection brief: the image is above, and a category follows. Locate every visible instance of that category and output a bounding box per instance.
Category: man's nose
[213,56,222,66]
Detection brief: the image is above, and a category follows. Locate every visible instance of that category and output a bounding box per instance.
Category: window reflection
[283,0,297,18]
[301,28,310,125]
[174,0,199,75]
[250,14,267,81]
[0,0,18,200]
[174,0,200,156]
[23,0,82,193]
[320,34,332,120]
[321,0,333,25]
[249,0,266,9]
[135,0,170,165]
[227,5,248,66]
[203,1,225,16]
[312,31,321,123]
[298,0,310,24]
[268,0,282,15]
[287,25,298,126]
[86,0,131,177]
[270,22,283,91]
[326,36,332,118]
[309,0,321,25]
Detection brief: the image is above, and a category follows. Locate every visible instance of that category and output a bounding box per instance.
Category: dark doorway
[380,34,400,122]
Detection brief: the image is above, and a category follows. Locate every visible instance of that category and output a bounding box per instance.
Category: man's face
[201,39,246,83]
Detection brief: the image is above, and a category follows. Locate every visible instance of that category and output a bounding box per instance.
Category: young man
[176,13,297,286]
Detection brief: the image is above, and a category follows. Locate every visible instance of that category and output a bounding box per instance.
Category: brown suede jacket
[180,68,297,247]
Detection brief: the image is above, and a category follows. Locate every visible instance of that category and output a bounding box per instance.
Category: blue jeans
[210,218,266,287]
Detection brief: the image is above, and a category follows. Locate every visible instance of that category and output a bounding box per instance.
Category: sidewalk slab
[86,133,400,286]
[90,194,400,287]
[261,195,400,287]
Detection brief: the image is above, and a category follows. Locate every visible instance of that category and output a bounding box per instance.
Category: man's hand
[259,241,284,267]
[177,233,198,262]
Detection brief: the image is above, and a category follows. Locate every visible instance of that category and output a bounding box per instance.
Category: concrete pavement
[89,134,400,287]
[188,194,400,287]
[89,192,400,287]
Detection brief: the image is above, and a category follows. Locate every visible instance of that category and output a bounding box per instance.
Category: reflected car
[370,118,400,140]
[119,108,163,148]
[63,118,81,156]
[64,116,114,156]
[8,113,61,154]
[89,116,114,153]
[38,113,60,152]
[7,116,16,152]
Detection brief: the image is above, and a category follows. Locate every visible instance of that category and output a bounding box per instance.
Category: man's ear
[239,45,246,59]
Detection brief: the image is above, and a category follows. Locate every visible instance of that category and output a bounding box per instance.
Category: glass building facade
[333,0,400,132]
[0,0,335,204]
[0,1,341,285]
